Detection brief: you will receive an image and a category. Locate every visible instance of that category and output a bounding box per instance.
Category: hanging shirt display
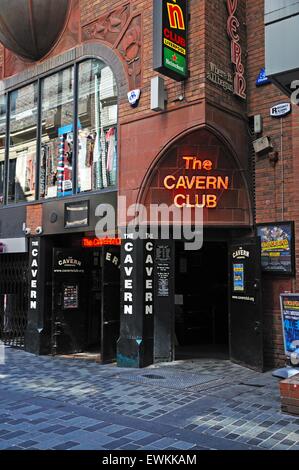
[78,130,92,192]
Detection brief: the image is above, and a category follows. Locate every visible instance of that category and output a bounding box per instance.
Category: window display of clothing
[40,131,73,198]
[106,127,116,174]
[77,126,117,193]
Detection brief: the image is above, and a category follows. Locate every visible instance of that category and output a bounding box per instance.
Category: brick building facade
[0,0,296,369]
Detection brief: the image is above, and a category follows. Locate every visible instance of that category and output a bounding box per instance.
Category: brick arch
[138,126,253,227]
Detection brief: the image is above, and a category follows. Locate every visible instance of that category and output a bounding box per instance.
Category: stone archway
[138,127,253,227]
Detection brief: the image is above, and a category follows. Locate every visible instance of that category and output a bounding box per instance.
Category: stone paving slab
[0,347,298,450]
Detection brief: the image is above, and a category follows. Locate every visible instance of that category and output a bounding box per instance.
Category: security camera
[24,227,31,236]
[35,226,43,235]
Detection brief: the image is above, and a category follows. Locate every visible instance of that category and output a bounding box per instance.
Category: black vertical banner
[25,237,51,355]
[117,238,154,368]
[153,0,188,81]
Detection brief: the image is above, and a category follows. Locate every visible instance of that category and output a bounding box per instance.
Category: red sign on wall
[226,0,246,100]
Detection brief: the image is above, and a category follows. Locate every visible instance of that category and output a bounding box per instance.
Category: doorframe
[173,236,231,361]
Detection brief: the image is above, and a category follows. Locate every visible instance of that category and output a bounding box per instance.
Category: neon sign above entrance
[163,157,230,209]
[82,238,121,248]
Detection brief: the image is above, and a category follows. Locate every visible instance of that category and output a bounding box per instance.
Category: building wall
[247,0,295,367]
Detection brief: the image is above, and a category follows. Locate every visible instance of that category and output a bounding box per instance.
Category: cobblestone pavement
[0,347,298,450]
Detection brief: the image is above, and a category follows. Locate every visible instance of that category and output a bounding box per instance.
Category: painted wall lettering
[226,0,246,100]
[30,240,39,310]
[123,242,134,315]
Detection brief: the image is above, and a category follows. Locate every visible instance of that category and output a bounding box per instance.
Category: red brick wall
[26,205,43,234]
[246,0,295,368]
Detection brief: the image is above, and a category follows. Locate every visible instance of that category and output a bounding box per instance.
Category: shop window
[40,67,74,199]
[77,59,118,192]
[0,57,118,205]
[0,96,5,205]
[8,84,38,203]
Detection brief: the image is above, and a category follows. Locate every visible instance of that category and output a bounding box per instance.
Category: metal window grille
[0,254,28,348]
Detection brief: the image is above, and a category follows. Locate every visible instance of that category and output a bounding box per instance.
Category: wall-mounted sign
[63,284,79,310]
[256,68,271,87]
[153,0,188,81]
[65,201,89,229]
[257,222,295,276]
[128,89,141,107]
[270,103,291,118]
[163,156,230,208]
[280,294,299,358]
[156,244,172,298]
[226,0,246,100]
[29,239,40,312]
[206,62,234,93]
[54,254,85,274]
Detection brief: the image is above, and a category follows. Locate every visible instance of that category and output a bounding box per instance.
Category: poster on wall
[233,264,245,292]
[63,284,79,310]
[280,294,299,358]
[257,222,295,276]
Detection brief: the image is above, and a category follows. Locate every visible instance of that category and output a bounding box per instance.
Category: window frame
[0,57,119,207]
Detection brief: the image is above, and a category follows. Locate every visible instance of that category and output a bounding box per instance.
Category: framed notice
[63,284,79,310]
[256,222,295,276]
[280,294,299,357]
[156,244,172,298]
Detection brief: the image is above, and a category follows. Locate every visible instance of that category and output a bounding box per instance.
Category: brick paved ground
[0,347,298,450]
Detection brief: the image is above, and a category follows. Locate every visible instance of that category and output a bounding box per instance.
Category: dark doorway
[175,241,229,360]
[51,237,120,363]
[52,248,87,355]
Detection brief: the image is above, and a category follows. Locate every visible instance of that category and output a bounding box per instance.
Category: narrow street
[0,347,298,451]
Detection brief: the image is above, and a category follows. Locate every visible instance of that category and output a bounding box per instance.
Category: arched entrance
[139,127,253,227]
[135,128,263,369]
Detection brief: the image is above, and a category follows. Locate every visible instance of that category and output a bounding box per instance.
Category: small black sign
[256,221,295,276]
[153,0,188,81]
[63,284,79,310]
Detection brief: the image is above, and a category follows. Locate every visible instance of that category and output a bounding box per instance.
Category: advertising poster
[233,264,244,292]
[280,294,299,357]
[257,222,295,275]
[153,0,188,81]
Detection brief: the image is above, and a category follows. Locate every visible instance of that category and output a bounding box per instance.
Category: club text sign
[153,0,188,81]
[29,239,40,311]
[226,0,246,100]
[163,157,230,208]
